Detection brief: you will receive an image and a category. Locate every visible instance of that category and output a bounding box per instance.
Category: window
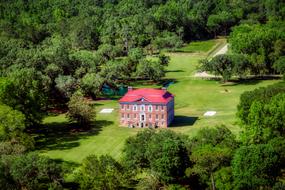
[149,114,152,119]
[141,105,145,111]
[148,105,152,112]
[141,114,145,121]
[156,114,158,119]
[121,113,124,118]
[133,105,137,111]
[127,105,130,110]
[156,105,159,111]
[121,104,124,109]
[127,114,130,119]
[134,114,137,118]
[162,114,164,119]
[161,106,164,110]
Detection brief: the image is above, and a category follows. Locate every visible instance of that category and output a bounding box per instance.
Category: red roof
[119,88,174,104]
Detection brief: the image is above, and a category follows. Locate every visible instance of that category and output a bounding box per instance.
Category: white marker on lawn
[99,108,114,113]
[204,111,216,116]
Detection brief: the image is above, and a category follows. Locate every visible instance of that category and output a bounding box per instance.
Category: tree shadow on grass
[170,116,199,127]
[222,76,281,86]
[32,120,113,151]
[221,79,261,86]
[166,69,185,73]
[159,78,178,87]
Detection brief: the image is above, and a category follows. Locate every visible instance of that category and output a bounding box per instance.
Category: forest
[0,0,285,189]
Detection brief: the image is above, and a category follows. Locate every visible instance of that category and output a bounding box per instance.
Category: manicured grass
[176,39,217,53]
[37,41,281,163]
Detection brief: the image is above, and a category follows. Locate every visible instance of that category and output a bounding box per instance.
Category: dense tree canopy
[123,129,189,184]
[0,153,64,190]
[75,155,127,190]
[229,22,285,75]
[0,0,285,189]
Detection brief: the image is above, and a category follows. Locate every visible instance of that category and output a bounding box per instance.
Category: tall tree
[67,91,96,126]
[0,68,49,126]
[76,155,127,190]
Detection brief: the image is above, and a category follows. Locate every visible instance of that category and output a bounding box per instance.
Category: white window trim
[155,105,159,111]
[148,105,152,112]
[141,105,145,111]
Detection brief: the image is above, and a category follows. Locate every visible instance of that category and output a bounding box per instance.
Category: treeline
[1,82,285,189]
[1,0,284,48]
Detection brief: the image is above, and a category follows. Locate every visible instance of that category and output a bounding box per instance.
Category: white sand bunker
[99,108,114,113]
[204,111,217,116]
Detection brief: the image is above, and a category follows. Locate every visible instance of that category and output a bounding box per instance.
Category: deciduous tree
[67,91,96,126]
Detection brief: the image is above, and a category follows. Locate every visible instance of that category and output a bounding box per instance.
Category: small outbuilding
[119,87,174,128]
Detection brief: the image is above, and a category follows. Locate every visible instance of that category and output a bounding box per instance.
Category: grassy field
[37,44,280,164]
[175,38,226,54]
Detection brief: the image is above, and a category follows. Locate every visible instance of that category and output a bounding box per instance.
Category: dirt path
[213,43,228,57]
[194,43,228,78]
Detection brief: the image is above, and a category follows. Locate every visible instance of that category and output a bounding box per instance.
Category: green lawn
[176,39,225,53]
[37,45,280,164]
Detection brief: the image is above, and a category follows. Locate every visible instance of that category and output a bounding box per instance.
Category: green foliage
[153,31,183,50]
[214,167,234,190]
[242,93,285,144]
[76,154,127,190]
[69,50,98,72]
[191,145,232,189]
[67,91,96,126]
[0,153,64,190]
[207,11,235,35]
[55,75,78,98]
[273,56,285,79]
[80,73,104,98]
[237,82,285,125]
[200,54,249,82]
[123,129,155,170]
[232,139,285,189]
[0,68,49,126]
[158,54,170,66]
[0,142,27,156]
[0,104,25,140]
[136,174,161,190]
[188,126,239,151]
[123,129,189,183]
[136,59,165,81]
[188,126,238,189]
[145,130,189,183]
[229,22,285,74]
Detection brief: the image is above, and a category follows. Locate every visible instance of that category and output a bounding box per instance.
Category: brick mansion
[119,87,174,128]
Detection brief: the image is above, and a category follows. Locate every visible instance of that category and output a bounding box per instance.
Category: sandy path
[213,44,228,57]
[194,43,228,78]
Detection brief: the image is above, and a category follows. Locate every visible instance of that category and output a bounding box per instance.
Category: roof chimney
[162,87,167,92]
[128,86,133,92]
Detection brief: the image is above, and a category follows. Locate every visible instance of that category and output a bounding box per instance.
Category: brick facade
[119,88,174,128]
